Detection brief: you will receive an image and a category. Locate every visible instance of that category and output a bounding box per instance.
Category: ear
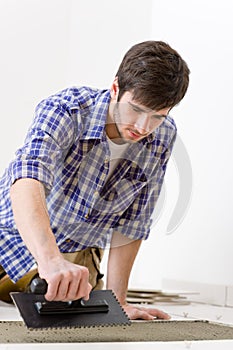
[110,77,119,101]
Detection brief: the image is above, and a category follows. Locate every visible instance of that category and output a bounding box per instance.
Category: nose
[134,114,150,134]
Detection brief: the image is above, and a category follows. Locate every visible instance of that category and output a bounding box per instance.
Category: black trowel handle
[30,277,48,294]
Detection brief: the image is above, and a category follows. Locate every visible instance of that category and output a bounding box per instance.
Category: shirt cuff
[114,218,150,241]
[9,159,54,195]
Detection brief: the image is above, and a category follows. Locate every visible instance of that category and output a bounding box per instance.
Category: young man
[0,41,190,320]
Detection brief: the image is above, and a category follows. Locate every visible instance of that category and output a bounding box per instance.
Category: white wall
[130,0,233,288]
[0,0,71,171]
[65,0,153,87]
[1,0,232,289]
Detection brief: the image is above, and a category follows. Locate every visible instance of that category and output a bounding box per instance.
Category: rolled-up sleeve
[8,98,75,194]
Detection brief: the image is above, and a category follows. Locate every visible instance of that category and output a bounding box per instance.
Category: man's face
[112,91,170,143]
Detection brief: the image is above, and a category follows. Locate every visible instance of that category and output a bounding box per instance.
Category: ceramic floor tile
[157,303,233,325]
[1,340,233,349]
[0,301,22,321]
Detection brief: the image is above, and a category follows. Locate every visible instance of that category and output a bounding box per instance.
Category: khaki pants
[0,247,104,303]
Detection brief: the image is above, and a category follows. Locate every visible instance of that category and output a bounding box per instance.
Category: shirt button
[100,174,106,181]
[94,191,98,197]
[84,213,89,219]
[66,238,71,243]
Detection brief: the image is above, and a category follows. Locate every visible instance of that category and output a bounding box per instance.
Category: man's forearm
[10,178,61,267]
[106,232,142,305]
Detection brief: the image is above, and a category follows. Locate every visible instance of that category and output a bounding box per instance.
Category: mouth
[127,129,146,140]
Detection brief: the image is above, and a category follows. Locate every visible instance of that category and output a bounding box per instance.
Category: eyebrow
[128,101,167,118]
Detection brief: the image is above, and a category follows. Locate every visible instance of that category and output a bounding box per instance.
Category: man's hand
[122,303,171,320]
[38,256,92,302]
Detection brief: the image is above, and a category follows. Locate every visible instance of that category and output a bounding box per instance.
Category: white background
[0,0,232,289]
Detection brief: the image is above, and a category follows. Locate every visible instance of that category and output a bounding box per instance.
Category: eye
[131,105,142,113]
[152,114,164,121]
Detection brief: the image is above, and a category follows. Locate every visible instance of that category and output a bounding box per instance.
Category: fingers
[82,282,93,301]
[127,307,155,320]
[138,306,171,320]
[44,266,91,302]
[123,304,171,321]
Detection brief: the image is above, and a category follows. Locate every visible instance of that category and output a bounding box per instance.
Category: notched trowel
[10,277,131,329]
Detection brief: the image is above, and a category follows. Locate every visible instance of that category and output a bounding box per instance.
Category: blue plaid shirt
[0,86,176,282]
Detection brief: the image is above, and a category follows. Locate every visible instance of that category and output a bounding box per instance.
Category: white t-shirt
[105,136,129,183]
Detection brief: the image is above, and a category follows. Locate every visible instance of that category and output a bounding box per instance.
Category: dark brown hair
[116,40,190,110]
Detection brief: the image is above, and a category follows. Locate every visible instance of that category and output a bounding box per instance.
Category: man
[0,41,190,320]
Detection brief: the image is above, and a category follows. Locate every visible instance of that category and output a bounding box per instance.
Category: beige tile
[162,279,227,306]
